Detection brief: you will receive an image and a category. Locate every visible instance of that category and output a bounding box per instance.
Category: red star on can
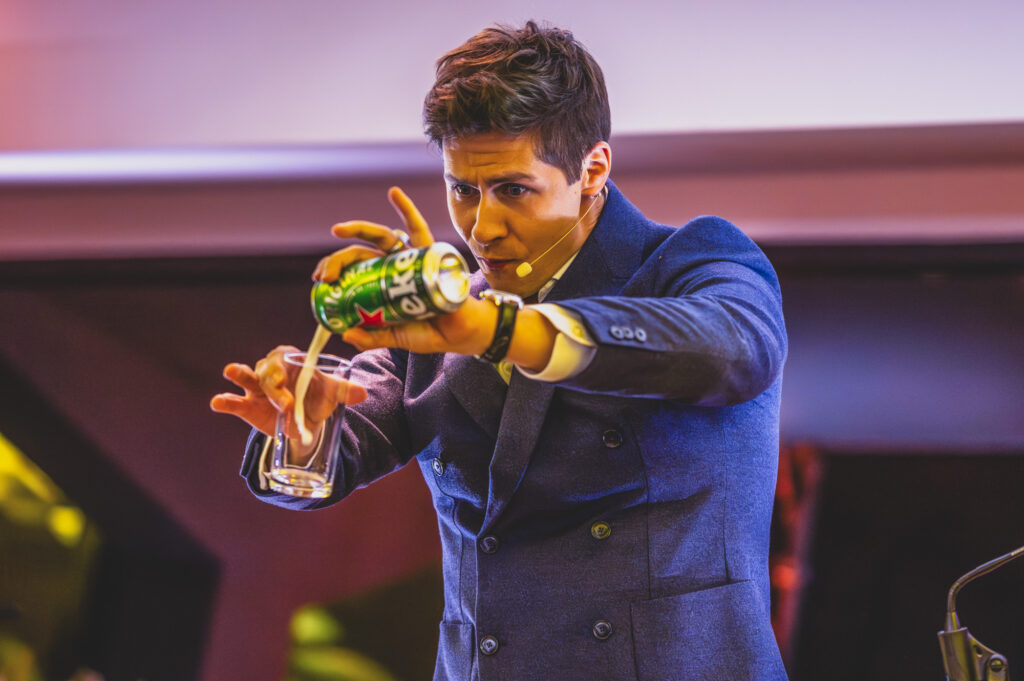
[355,304,387,327]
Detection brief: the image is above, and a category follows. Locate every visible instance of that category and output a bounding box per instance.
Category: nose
[470,195,507,245]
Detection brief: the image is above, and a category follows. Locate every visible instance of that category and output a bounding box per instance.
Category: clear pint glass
[268,352,351,498]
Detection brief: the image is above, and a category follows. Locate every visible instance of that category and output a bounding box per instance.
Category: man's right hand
[209,344,368,436]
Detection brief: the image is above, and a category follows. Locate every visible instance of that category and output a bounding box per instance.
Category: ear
[580,141,612,197]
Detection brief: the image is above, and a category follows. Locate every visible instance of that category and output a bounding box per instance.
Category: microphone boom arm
[938,544,1024,681]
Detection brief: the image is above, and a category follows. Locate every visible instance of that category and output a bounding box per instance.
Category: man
[212,21,789,681]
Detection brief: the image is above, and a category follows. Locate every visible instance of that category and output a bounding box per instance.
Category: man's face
[442,132,592,297]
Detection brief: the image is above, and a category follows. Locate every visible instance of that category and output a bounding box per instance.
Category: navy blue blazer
[242,182,789,681]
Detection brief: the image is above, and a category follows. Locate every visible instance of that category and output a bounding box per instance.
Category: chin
[482,272,530,297]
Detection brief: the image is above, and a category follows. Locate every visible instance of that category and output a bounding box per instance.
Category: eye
[449,183,477,197]
[503,184,529,198]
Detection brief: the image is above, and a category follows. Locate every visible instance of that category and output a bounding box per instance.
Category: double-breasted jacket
[242,182,790,681]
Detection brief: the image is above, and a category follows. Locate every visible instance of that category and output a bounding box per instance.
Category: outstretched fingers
[341,321,443,355]
[314,244,387,282]
[209,392,258,418]
[340,327,393,352]
[338,379,368,405]
[330,220,405,252]
[211,365,280,434]
[255,357,294,412]
[221,362,260,392]
[211,363,262,414]
[387,187,434,248]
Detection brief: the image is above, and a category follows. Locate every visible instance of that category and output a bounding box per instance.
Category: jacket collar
[543,179,648,302]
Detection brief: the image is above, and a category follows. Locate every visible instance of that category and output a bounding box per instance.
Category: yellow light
[47,505,86,547]
[290,605,344,646]
[0,432,58,503]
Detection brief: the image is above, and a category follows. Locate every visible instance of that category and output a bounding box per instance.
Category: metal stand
[938,545,1024,680]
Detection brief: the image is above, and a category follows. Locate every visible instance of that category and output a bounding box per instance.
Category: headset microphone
[515,187,605,279]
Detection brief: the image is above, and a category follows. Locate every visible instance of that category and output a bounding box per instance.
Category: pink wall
[3,0,1023,150]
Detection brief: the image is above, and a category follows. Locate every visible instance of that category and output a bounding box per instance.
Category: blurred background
[1,1,1023,679]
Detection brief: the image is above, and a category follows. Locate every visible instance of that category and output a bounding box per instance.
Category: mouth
[476,256,518,273]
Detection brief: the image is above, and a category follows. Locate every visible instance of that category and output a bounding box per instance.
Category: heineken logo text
[388,250,428,318]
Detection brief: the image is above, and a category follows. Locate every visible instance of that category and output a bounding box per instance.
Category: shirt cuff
[516,303,597,382]
[256,432,272,490]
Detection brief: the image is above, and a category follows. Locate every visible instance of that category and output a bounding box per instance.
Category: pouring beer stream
[292,243,471,446]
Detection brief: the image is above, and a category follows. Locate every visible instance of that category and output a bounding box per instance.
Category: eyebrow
[443,171,536,186]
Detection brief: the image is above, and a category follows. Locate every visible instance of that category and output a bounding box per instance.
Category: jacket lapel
[480,371,555,534]
[442,273,506,440]
[442,353,506,440]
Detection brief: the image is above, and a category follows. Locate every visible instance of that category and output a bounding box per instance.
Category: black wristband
[477,290,523,363]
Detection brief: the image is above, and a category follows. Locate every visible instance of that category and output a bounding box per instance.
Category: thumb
[342,327,398,351]
[337,380,368,405]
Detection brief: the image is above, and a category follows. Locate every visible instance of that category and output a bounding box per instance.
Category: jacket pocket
[434,621,473,681]
[630,580,787,681]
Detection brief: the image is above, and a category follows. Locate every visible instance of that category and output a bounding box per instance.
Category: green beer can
[311,242,471,332]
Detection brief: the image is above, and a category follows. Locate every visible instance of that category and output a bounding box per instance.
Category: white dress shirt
[494,252,597,383]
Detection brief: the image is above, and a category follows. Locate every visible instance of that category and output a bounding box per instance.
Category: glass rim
[282,351,351,371]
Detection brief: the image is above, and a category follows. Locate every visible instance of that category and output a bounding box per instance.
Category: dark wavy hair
[423,21,611,183]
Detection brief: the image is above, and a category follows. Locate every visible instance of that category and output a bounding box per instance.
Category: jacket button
[592,620,614,640]
[635,328,647,342]
[610,325,624,339]
[621,326,635,340]
[591,521,612,540]
[479,535,499,554]
[602,429,623,448]
[479,635,500,655]
[431,458,445,476]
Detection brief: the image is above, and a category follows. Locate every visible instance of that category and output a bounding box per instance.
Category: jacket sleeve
[238,347,416,510]
[553,217,787,406]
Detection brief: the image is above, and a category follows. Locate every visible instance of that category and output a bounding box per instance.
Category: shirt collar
[536,250,580,302]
